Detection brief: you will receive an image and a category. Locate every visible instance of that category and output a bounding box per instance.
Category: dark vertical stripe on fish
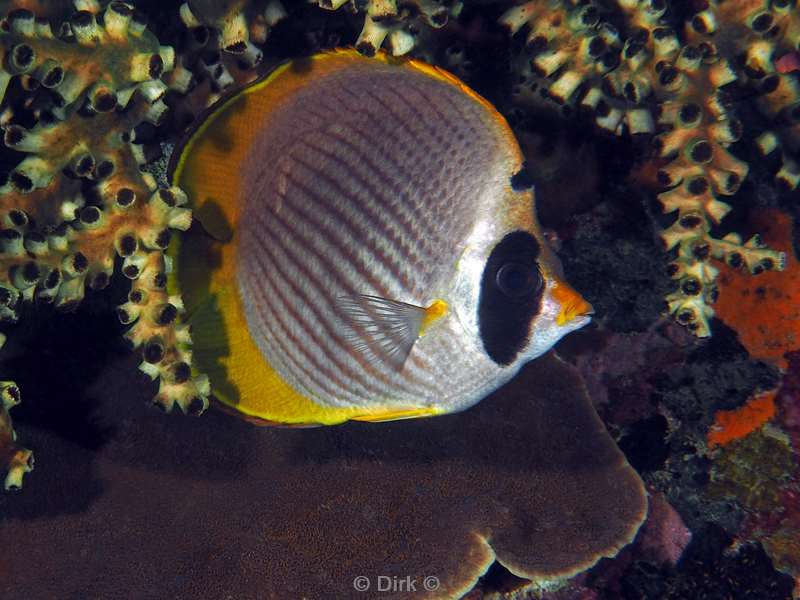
[247,211,380,398]
[250,167,428,393]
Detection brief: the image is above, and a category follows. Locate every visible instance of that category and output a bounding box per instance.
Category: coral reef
[312,0,463,56]
[178,0,287,64]
[555,196,673,335]
[706,424,800,593]
[0,0,798,596]
[746,350,800,591]
[635,492,692,567]
[708,426,795,513]
[616,523,794,600]
[715,208,800,370]
[502,0,797,336]
[559,312,796,592]
[0,1,209,489]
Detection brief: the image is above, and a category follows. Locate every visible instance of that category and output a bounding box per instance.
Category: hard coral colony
[0,0,208,490]
[501,0,796,337]
[0,0,797,596]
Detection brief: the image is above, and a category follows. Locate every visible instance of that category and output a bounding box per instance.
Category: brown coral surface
[0,353,646,599]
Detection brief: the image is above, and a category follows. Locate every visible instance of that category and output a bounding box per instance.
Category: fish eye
[496,262,542,300]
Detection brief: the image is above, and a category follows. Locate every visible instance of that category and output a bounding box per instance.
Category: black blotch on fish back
[289,57,313,75]
[510,163,535,191]
[478,231,543,365]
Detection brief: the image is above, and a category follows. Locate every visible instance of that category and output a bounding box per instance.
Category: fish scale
[238,63,506,407]
[169,50,592,425]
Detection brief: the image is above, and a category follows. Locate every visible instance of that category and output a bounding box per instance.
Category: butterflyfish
[168,49,593,426]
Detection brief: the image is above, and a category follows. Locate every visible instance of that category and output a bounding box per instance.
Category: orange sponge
[708,389,777,448]
[715,210,799,370]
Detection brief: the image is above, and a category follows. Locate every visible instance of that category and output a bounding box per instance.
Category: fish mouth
[564,312,593,331]
[552,279,594,327]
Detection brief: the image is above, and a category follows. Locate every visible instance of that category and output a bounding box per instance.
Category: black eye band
[478,231,544,365]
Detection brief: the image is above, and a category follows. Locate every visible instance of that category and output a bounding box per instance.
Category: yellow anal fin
[212,399,323,428]
[170,224,365,427]
[352,407,441,423]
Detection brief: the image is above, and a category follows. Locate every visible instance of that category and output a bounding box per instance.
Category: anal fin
[352,407,440,422]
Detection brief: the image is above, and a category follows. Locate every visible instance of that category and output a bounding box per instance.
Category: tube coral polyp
[178,0,288,66]
[502,0,628,130]
[0,379,31,490]
[654,43,785,336]
[313,0,463,56]
[686,0,800,192]
[0,4,174,114]
[501,0,793,337]
[0,1,208,490]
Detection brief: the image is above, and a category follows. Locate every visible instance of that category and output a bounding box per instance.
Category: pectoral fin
[337,295,448,370]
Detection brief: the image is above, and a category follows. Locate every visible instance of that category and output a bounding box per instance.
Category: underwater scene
[0,0,799,598]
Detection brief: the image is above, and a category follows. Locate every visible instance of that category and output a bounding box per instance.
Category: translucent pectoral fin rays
[337,294,448,370]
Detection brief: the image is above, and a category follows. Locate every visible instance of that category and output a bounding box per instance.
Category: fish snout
[551,279,594,327]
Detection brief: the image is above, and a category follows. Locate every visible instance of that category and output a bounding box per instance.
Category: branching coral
[0,1,209,489]
[312,0,463,56]
[0,1,793,595]
[0,3,174,115]
[502,0,627,128]
[178,0,464,60]
[686,0,800,191]
[166,9,264,127]
[502,0,795,336]
[178,0,288,65]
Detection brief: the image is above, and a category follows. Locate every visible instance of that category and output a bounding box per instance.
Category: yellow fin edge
[420,299,448,335]
[352,407,442,423]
